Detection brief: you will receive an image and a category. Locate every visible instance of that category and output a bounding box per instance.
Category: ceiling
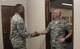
[50,0,73,9]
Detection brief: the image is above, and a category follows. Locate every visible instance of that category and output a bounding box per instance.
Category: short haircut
[15,4,23,11]
[52,8,62,16]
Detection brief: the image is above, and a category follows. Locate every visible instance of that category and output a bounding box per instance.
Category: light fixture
[62,3,72,6]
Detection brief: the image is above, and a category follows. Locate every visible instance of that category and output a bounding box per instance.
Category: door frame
[45,0,74,49]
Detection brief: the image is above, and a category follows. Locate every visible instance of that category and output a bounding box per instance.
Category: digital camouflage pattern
[10,13,38,49]
[47,20,72,49]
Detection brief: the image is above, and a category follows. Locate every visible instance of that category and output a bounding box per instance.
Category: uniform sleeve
[16,21,39,39]
[64,21,72,32]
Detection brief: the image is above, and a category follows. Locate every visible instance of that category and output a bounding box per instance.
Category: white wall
[0,0,27,49]
[27,0,46,49]
[74,0,80,49]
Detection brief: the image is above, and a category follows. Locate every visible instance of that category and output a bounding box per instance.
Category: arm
[59,31,72,43]
[65,31,72,40]
[40,21,53,35]
[17,21,39,38]
[59,22,72,43]
[39,29,48,35]
[64,24,72,40]
[39,25,50,35]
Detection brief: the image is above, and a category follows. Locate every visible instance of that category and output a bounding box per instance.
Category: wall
[74,0,80,49]
[60,9,72,24]
[27,0,46,49]
[61,9,72,17]
[0,0,27,49]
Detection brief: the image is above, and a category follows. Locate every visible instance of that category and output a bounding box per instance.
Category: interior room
[0,0,80,49]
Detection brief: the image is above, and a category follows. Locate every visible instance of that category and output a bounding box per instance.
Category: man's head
[15,4,24,14]
[52,8,61,20]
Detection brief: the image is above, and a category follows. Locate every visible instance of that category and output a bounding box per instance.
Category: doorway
[45,0,73,49]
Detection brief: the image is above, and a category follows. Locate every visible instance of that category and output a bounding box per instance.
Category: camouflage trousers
[13,47,26,49]
[51,38,66,49]
[51,45,66,49]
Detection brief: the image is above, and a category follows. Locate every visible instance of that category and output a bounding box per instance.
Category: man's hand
[59,38,65,44]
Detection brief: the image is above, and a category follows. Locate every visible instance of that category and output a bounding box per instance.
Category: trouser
[51,45,66,49]
[13,47,26,49]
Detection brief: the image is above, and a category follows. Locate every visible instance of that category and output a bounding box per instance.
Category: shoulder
[11,14,23,23]
[48,20,53,26]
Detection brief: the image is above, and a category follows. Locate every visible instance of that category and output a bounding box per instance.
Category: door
[1,5,15,49]
[1,5,24,49]
[45,0,51,49]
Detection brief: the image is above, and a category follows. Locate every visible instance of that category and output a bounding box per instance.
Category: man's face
[52,9,61,19]
[18,5,24,14]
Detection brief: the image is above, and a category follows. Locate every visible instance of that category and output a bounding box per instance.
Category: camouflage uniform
[10,13,39,49]
[47,20,72,49]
